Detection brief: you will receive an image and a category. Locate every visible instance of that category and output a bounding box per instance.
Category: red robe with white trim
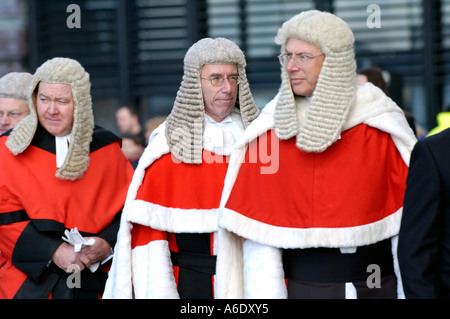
[129,151,229,298]
[0,125,134,299]
[225,124,408,238]
[103,117,242,298]
[216,83,418,298]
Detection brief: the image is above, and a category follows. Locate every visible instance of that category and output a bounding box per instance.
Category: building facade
[1,0,448,133]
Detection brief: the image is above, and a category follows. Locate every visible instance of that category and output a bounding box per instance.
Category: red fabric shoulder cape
[223,124,408,248]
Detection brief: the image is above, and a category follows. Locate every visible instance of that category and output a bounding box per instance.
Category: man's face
[0,98,29,135]
[36,82,75,137]
[116,107,137,134]
[285,38,325,97]
[200,64,238,123]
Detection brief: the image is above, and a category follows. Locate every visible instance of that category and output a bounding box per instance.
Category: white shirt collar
[55,133,72,168]
[203,110,244,155]
[205,113,234,125]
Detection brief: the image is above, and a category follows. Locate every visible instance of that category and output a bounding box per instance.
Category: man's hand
[51,242,86,273]
[78,237,111,267]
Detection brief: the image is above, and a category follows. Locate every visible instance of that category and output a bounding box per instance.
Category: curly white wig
[274,10,357,152]
[6,57,94,180]
[165,37,260,164]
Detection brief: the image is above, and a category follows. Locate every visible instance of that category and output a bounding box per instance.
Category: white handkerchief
[62,227,100,272]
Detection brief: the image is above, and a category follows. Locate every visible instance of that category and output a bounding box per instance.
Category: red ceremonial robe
[0,125,134,299]
[216,83,417,298]
[129,150,229,298]
[222,125,408,298]
[225,124,408,236]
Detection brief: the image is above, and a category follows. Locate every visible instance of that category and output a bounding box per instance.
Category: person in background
[357,66,389,96]
[104,37,260,299]
[116,105,146,146]
[217,10,417,299]
[144,116,166,144]
[0,72,32,135]
[357,66,419,137]
[121,133,145,169]
[427,105,450,137]
[0,58,134,299]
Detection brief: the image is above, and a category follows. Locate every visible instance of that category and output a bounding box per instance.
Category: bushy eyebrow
[285,51,314,56]
[206,72,239,78]
[38,93,70,102]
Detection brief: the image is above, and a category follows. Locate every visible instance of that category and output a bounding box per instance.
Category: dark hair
[358,66,389,97]
[121,133,144,147]
[119,105,139,116]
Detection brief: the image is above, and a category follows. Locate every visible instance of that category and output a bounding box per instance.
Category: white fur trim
[215,228,245,298]
[391,235,405,299]
[345,283,357,299]
[132,240,179,299]
[127,199,219,233]
[243,240,287,298]
[220,207,403,249]
[103,209,134,298]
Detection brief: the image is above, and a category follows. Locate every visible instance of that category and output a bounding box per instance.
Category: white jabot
[203,110,244,155]
[55,134,72,168]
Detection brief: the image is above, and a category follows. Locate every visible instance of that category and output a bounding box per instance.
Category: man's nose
[0,115,10,125]
[220,78,233,92]
[48,102,59,114]
[286,57,300,72]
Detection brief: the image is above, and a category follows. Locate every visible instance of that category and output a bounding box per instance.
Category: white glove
[62,227,100,272]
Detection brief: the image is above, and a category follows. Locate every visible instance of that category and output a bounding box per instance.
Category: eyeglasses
[201,75,240,87]
[278,53,325,68]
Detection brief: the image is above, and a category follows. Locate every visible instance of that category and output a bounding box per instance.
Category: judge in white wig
[0,72,32,135]
[0,58,133,299]
[216,10,417,299]
[104,37,259,298]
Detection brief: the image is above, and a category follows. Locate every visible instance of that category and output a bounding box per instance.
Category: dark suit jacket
[398,128,450,298]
